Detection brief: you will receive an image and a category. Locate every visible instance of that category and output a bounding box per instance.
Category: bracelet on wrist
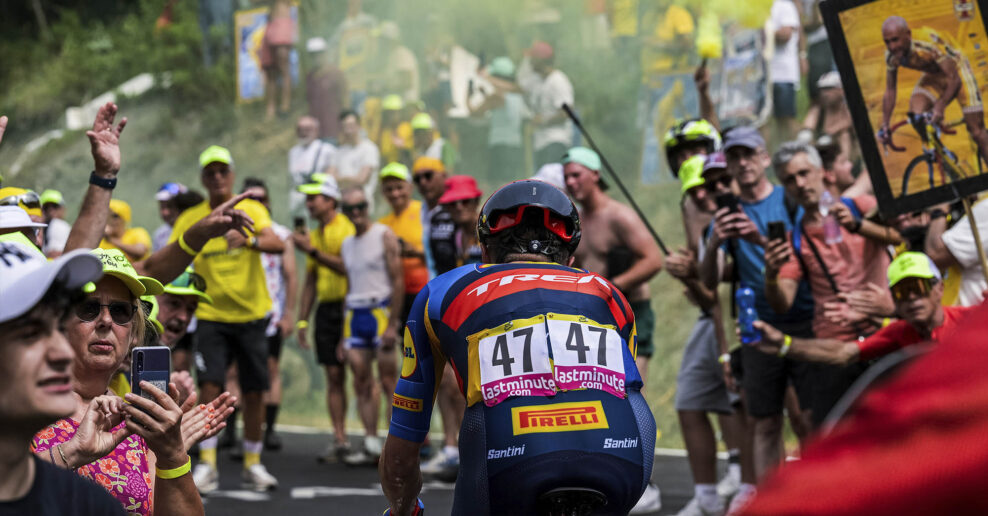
[178,233,197,257]
[308,248,318,258]
[718,352,731,364]
[930,209,947,220]
[55,444,76,471]
[850,219,862,233]
[156,456,192,479]
[778,334,793,357]
[296,320,309,330]
[247,236,258,249]
[88,171,117,190]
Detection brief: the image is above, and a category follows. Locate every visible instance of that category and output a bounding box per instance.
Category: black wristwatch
[89,171,117,190]
[930,208,947,220]
[308,248,318,258]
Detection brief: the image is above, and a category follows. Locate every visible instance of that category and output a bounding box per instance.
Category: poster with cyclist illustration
[822,0,988,215]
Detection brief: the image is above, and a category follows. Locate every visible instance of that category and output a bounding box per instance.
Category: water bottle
[819,190,843,245]
[735,286,761,345]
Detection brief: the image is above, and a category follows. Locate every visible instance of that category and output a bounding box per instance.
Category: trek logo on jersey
[603,437,638,449]
[487,444,526,460]
[468,272,610,297]
[392,393,422,412]
[511,401,609,435]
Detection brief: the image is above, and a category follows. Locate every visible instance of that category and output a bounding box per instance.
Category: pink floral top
[33,418,153,516]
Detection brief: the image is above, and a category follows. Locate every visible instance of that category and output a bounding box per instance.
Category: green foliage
[1,0,233,126]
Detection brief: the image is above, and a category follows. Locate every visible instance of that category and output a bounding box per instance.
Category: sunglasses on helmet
[0,191,41,211]
[489,206,575,241]
[172,270,207,292]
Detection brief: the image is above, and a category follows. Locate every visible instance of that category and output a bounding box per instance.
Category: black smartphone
[715,192,738,213]
[293,216,306,232]
[767,221,786,243]
[131,347,171,407]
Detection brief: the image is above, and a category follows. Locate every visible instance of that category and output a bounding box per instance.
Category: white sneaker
[242,463,278,492]
[420,448,460,475]
[341,448,377,467]
[364,435,383,457]
[192,463,218,494]
[716,470,741,498]
[675,497,725,516]
[630,482,662,514]
[725,486,756,516]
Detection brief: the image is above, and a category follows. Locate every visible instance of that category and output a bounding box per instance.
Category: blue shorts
[773,82,797,118]
[343,302,390,349]
[451,389,655,515]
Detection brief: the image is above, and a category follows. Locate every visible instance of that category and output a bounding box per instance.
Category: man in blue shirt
[698,127,815,487]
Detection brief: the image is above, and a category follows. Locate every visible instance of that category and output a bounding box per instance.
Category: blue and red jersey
[389,261,644,443]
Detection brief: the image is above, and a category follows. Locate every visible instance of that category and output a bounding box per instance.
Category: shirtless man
[878,15,988,167]
[562,146,663,377]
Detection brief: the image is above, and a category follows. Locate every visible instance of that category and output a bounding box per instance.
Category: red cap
[439,175,483,205]
[530,41,554,60]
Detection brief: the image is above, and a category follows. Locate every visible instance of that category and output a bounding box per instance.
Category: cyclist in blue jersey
[379,180,656,516]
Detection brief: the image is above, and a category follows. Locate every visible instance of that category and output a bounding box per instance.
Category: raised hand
[184,191,256,249]
[763,238,792,279]
[86,102,127,175]
[665,247,697,280]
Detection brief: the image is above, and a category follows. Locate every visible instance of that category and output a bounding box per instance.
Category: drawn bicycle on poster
[881,110,988,195]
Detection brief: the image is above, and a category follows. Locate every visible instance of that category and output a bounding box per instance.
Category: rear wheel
[901,155,933,196]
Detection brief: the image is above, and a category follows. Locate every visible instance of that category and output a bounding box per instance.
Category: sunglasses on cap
[890,277,933,302]
[75,299,138,325]
[489,206,576,241]
[413,171,435,184]
[0,191,41,211]
[172,270,207,292]
[341,202,369,214]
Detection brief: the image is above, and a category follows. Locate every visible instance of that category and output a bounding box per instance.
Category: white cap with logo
[0,241,103,323]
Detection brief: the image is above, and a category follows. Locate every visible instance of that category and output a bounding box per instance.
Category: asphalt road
[201,428,720,515]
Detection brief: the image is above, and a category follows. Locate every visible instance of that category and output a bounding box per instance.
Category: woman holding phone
[31,249,224,516]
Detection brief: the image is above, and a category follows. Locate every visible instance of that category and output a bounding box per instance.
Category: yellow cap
[412,157,445,173]
[140,295,164,334]
[382,94,404,111]
[90,248,164,297]
[887,251,941,287]
[678,155,706,196]
[199,145,234,168]
[410,113,434,130]
[108,199,132,225]
[379,162,411,182]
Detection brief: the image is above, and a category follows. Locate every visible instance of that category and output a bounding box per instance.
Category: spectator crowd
[3,0,988,515]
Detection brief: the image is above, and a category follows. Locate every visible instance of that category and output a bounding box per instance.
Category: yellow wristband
[296,320,309,330]
[155,456,191,479]
[718,353,731,364]
[178,233,197,257]
[881,317,892,327]
[778,334,793,357]
[247,236,258,249]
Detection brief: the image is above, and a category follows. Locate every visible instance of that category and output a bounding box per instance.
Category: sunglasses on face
[171,270,207,292]
[413,171,435,184]
[0,191,41,211]
[891,277,932,301]
[446,198,479,208]
[342,202,368,214]
[701,174,733,191]
[75,299,137,325]
[490,206,575,241]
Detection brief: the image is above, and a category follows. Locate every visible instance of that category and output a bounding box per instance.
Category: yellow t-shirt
[169,199,273,323]
[100,227,152,262]
[309,213,356,303]
[379,200,429,293]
